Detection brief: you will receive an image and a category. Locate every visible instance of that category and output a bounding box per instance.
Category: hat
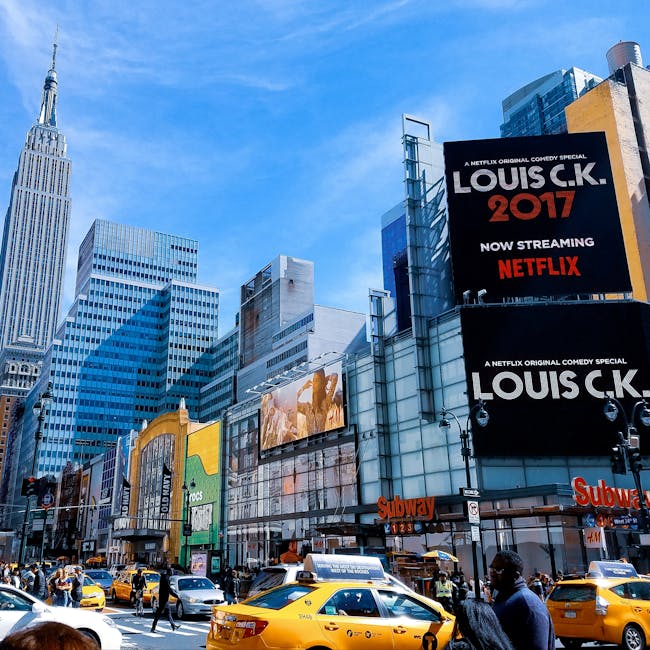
[30,563,38,570]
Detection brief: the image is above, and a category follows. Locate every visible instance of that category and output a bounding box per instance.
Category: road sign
[461,488,480,498]
[467,500,481,525]
[470,525,481,542]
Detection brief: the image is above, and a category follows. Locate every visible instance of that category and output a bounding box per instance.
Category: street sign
[467,500,481,525]
[470,525,481,542]
[461,488,480,498]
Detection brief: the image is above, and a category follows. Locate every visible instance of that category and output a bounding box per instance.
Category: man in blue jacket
[489,550,555,650]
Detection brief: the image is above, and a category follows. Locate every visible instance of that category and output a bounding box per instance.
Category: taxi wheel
[558,640,582,649]
[111,590,118,603]
[622,623,645,650]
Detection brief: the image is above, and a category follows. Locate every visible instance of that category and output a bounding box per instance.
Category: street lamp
[182,478,196,569]
[19,382,53,564]
[439,400,489,599]
[603,396,650,533]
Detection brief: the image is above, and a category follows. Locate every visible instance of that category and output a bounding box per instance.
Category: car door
[376,589,455,650]
[0,588,40,638]
[316,587,393,649]
[609,580,650,640]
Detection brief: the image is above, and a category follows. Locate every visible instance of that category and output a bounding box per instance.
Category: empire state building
[0,40,71,392]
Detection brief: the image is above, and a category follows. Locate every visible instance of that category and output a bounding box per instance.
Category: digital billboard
[460,301,650,457]
[260,361,345,451]
[444,132,631,301]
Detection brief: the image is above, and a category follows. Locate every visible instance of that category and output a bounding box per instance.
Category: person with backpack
[71,567,85,608]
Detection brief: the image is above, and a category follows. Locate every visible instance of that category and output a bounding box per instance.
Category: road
[104,602,209,650]
[104,602,621,649]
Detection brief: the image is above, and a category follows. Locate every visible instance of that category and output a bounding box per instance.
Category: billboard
[461,301,650,457]
[260,361,345,451]
[444,132,631,301]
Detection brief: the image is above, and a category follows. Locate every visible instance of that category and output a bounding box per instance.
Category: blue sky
[0,0,649,333]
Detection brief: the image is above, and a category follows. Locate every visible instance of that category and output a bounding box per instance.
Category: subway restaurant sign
[572,476,650,510]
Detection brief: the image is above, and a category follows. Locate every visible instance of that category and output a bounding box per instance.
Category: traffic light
[628,446,643,473]
[611,445,627,475]
[21,476,38,497]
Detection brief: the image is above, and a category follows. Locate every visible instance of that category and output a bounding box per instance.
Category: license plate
[564,611,577,618]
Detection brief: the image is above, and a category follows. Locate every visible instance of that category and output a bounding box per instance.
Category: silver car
[151,575,224,619]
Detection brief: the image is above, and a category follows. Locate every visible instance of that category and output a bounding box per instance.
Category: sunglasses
[489,567,506,574]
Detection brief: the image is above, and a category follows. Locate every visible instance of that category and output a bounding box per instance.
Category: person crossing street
[151,568,180,633]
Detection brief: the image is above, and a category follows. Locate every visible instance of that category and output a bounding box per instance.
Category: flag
[160,463,172,515]
[120,478,131,517]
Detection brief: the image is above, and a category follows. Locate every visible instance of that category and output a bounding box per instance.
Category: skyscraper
[0,40,70,364]
[566,42,650,302]
[0,40,71,484]
[500,67,601,137]
[10,219,219,485]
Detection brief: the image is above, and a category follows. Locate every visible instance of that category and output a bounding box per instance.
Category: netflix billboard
[444,132,631,302]
[461,301,650,457]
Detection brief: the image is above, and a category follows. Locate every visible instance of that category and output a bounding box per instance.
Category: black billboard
[461,301,650,457]
[444,132,631,302]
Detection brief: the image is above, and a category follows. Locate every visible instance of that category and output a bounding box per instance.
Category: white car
[0,584,121,649]
[151,575,224,618]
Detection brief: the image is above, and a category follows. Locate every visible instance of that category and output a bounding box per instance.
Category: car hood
[179,588,224,601]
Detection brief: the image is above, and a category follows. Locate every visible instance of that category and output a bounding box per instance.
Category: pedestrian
[0,620,99,650]
[11,567,22,590]
[50,568,71,607]
[223,566,240,604]
[489,550,555,650]
[434,570,456,613]
[70,567,85,608]
[32,563,47,600]
[447,598,514,649]
[131,568,146,615]
[150,568,180,632]
[528,571,544,600]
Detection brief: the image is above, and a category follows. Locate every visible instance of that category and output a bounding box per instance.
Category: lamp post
[439,400,489,599]
[19,382,53,564]
[182,478,195,569]
[603,396,650,533]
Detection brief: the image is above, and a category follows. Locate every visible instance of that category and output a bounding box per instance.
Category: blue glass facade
[17,220,219,478]
[501,68,601,137]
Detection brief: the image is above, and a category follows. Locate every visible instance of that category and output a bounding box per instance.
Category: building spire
[38,29,59,127]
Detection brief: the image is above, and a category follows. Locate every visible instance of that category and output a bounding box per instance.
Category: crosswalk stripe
[115,624,142,633]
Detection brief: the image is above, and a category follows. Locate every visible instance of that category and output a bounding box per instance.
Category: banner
[160,463,172,515]
[461,301,650,457]
[260,361,345,451]
[120,478,131,517]
[444,132,630,301]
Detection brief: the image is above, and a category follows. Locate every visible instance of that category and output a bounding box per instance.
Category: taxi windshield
[144,573,160,584]
[548,584,596,602]
[246,584,314,610]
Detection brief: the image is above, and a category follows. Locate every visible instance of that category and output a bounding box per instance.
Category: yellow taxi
[206,554,455,650]
[110,569,160,605]
[45,573,106,611]
[547,560,650,650]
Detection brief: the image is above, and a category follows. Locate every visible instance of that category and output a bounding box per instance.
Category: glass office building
[12,220,219,486]
[501,67,601,137]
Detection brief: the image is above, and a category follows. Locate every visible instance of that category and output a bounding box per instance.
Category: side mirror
[32,600,47,613]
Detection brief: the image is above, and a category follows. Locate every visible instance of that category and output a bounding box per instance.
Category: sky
[0,0,649,334]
